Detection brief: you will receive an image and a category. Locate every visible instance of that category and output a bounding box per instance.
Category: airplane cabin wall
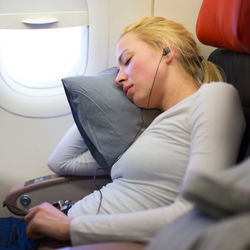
[107,0,216,67]
[0,111,74,217]
[154,0,215,59]
[107,0,152,67]
[0,0,215,217]
[0,0,152,218]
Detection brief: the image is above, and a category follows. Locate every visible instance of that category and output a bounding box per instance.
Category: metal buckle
[53,200,73,214]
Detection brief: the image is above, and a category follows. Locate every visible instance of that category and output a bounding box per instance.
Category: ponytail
[200,59,224,83]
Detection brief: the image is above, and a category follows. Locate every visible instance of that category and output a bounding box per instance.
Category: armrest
[55,242,146,250]
[37,241,145,250]
[48,242,146,250]
[4,174,111,216]
[56,242,145,250]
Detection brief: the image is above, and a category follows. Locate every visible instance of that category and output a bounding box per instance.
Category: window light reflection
[0,26,88,89]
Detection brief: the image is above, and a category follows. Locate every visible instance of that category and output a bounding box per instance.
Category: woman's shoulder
[199,82,238,96]
[190,81,243,122]
[195,81,240,105]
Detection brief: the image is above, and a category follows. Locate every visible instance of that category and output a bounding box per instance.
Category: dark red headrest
[196,0,250,53]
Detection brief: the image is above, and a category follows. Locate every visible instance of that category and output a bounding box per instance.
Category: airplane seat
[208,49,250,162]
[197,0,250,162]
[3,0,250,249]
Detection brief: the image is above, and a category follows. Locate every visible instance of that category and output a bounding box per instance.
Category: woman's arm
[69,196,193,245]
[69,83,245,245]
[182,83,246,189]
[47,124,104,176]
[24,198,192,244]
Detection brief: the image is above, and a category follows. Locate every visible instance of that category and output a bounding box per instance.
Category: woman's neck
[160,65,199,111]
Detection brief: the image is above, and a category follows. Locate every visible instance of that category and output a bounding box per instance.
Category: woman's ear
[163,47,175,64]
[162,47,170,56]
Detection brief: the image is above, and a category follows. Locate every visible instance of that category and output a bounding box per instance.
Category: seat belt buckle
[53,200,74,214]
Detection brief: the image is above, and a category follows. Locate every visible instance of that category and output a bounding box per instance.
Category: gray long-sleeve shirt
[49,82,245,246]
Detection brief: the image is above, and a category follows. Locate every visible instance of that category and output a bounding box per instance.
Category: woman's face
[115,32,163,108]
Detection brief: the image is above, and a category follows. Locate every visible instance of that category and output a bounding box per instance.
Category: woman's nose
[115,69,127,85]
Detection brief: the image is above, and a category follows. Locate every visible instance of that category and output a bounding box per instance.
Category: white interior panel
[0,0,87,13]
[0,109,74,217]
[107,0,152,67]
[0,0,88,29]
[85,0,109,74]
[154,0,216,59]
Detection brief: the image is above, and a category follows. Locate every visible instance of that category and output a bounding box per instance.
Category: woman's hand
[24,202,73,241]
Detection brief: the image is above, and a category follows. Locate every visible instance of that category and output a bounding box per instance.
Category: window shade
[0,0,88,29]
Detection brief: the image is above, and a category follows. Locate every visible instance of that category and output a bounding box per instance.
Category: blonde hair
[120,16,223,86]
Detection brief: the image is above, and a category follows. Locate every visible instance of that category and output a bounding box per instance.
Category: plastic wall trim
[0,11,88,29]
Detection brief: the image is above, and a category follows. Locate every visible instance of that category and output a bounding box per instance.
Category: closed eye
[124,57,131,66]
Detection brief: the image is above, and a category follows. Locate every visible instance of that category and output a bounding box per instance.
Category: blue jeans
[0,217,39,250]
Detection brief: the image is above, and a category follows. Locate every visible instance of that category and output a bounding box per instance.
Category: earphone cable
[146,54,164,109]
[94,52,165,214]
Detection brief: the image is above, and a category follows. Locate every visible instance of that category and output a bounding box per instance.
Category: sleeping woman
[24,16,245,246]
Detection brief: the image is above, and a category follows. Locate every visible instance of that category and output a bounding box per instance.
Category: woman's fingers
[24,202,72,241]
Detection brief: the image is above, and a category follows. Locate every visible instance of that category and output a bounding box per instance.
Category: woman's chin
[133,99,147,109]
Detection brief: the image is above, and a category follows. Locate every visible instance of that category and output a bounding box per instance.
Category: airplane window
[0,26,88,95]
[0,26,88,117]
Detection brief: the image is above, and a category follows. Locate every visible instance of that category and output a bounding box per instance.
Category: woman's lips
[123,85,133,96]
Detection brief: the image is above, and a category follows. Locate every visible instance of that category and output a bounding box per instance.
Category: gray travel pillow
[62,67,160,173]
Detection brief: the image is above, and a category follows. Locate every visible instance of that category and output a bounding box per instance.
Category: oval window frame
[0,26,88,118]
[0,0,109,118]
